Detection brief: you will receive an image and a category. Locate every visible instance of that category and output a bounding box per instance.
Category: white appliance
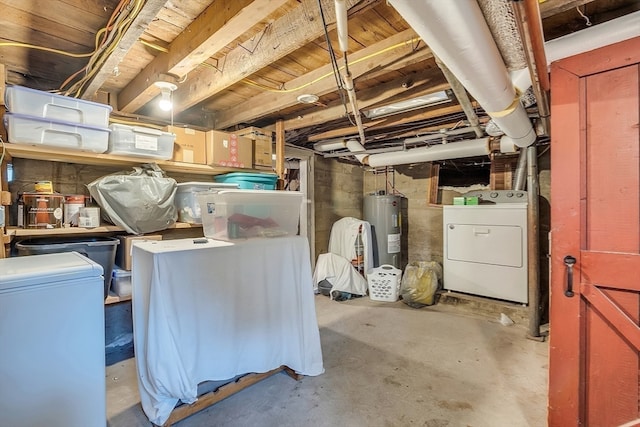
[0,252,106,427]
[443,190,528,304]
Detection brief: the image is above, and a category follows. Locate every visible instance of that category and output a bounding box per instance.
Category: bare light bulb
[154,81,177,112]
[158,89,172,111]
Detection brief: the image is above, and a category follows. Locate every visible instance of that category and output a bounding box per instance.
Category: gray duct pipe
[526,145,542,341]
[513,148,528,191]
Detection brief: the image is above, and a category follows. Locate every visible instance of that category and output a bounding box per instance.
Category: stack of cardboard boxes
[163,125,273,170]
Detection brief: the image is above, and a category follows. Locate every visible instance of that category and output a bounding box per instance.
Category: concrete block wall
[313,156,363,261]
[363,163,448,265]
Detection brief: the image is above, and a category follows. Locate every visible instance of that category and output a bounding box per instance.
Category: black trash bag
[87,163,177,235]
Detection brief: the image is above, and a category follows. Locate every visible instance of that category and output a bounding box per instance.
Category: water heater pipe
[388,0,536,148]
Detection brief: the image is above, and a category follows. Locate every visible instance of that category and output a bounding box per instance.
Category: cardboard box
[164,125,207,164]
[235,127,273,168]
[236,126,272,141]
[116,235,163,270]
[253,138,273,168]
[206,130,253,168]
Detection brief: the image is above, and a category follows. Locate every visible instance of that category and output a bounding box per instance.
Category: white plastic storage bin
[5,85,112,127]
[111,267,132,298]
[198,190,303,240]
[175,182,238,224]
[107,123,175,159]
[367,264,402,302]
[4,112,109,153]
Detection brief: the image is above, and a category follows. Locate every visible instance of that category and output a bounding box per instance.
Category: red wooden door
[549,37,640,427]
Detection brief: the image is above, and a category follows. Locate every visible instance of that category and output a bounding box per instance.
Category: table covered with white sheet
[131,236,324,425]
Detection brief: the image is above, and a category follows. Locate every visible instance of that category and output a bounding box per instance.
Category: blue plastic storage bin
[214,172,278,190]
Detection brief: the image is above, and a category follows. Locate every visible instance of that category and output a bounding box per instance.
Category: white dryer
[443,190,528,304]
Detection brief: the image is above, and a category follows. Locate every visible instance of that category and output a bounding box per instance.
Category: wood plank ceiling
[0,0,638,153]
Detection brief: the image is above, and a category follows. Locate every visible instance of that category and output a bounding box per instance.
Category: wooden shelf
[6,222,201,239]
[3,144,249,176]
[105,293,131,305]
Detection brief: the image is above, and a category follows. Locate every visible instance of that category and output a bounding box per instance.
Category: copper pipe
[512,0,550,135]
[524,0,550,92]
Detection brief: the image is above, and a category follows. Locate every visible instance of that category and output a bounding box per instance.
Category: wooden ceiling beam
[283,69,448,131]
[307,103,469,142]
[170,0,361,114]
[80,0,168,99]
[214,28,430,129]
[117,0,287,113]
[539,0,596,19]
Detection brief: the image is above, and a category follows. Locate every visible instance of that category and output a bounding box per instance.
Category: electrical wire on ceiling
[237,36,421,93]
[0,42,94,58]
[0,0,144,97]
[63,0,145,97]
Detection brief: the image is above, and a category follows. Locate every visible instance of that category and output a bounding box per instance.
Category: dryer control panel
[464,189,527,204]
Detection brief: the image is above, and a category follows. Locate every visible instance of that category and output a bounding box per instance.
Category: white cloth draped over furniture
[312,217,373,297]
[132,236,324,426]
[312,252,368,296]
[327,217,374,276]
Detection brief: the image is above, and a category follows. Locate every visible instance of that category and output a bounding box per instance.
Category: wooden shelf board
[7,222,201,238]
[4,144,248,176]
[105,293,132,305]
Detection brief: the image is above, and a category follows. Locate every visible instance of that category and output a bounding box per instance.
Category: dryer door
[446,223,523,268]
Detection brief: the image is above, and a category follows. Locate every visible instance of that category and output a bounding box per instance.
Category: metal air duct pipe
[388,0,536,148]
[366,138,491,168]
[545,11,640,66]
[513,148,528,191]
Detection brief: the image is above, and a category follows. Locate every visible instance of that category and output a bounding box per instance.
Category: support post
[275,119,285,190]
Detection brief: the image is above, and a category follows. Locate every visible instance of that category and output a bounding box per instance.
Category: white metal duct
[366,138,490,168]
[388,0,536,148]
[545,11,640,65]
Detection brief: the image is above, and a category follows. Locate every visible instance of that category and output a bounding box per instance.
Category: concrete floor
[106,295,548,427]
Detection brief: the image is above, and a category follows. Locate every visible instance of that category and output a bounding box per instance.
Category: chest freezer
[0,252,106,427]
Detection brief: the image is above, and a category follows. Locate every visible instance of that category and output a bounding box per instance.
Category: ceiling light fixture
[297,93,320,104]
[363,90,451,119]
[154,81,177,111]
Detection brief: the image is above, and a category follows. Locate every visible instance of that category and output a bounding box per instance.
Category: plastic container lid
[215,173,278,183]
[176,182,238,192]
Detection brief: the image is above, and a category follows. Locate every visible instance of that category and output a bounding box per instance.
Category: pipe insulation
[345,139,368,163]
[388,0,536,148]
[366,138,491,168]
[314,139,347,152]
[545,11,640,65]
[334,0,349,53]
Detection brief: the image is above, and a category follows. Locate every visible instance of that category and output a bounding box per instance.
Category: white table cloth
[131,236,324,425]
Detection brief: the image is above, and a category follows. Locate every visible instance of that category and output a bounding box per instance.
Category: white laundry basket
[367,264,402,302]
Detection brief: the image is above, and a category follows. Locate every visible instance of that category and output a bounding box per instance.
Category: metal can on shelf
[64,195,85,227]
[22,193,64,228]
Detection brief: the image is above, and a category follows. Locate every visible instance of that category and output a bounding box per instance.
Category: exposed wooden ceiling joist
[214,28,429,129]
[169,0,361,114]
[307,103,469,143]
[539,0,596,19]
[282,69,448,131]
[80,0,168,99]
[118,0,287,112]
